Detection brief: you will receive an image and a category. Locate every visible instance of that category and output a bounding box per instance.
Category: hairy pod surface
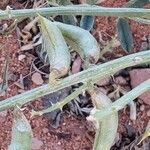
[8,107,32,150]
[39,16,71,80]
[53,21,100,64]
[89,89,118,150]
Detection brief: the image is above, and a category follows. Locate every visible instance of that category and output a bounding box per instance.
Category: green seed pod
[88,89,118,150]
[8,107,32,150]
[38,15,71,81]
[53,21,100,64]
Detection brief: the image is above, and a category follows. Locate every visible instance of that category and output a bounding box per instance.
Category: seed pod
[8,107,32,150]
[88,89,118,150]
[53,21,100,64]
[38,15,71,81]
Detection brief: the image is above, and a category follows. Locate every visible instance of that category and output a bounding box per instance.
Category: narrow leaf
[62,15,77,26]
[80,1,95,31]
[59,0,77,26]
[123,0,149,8]
[80,15,95,31]
[8,106,32,150]
[117,18,133,53]
[0,59,9,94]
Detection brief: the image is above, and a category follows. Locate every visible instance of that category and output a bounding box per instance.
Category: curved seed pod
[8,107,32,150]
[38,15,71,82]
[80,15,95,31]
[117,18,133,53]
[54,21,100,64]
[88,89,118,150]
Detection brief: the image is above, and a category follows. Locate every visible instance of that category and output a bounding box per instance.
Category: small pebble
[141,36,147,41]
[31,72,44,85]
[63,123,66,126]
[129,69,150,105]
[0,57,5,61]
[71,56,82,74]
[140,105,145,112]
[18,54,26,61]
[140,42,148,51]
[42,128,49,134]
[32,138,43,150]
[147,110,150,117]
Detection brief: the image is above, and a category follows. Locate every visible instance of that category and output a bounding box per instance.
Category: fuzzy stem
[91,79,150,120]
[0,6,150,19]
[0,51,150,112]
[31,84,87,116]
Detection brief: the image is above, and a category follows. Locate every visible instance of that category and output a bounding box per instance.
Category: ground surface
[0,0,150,150]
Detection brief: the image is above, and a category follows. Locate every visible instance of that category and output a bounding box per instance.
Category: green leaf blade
[80,15,95,31]
[117,18,133,53]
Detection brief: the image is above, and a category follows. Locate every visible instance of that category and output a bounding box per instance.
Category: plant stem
[0,6,150,19]
[31,84,87,116]
[0,51,150,112]
[91,79,150,120]
[129,17,150,24]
